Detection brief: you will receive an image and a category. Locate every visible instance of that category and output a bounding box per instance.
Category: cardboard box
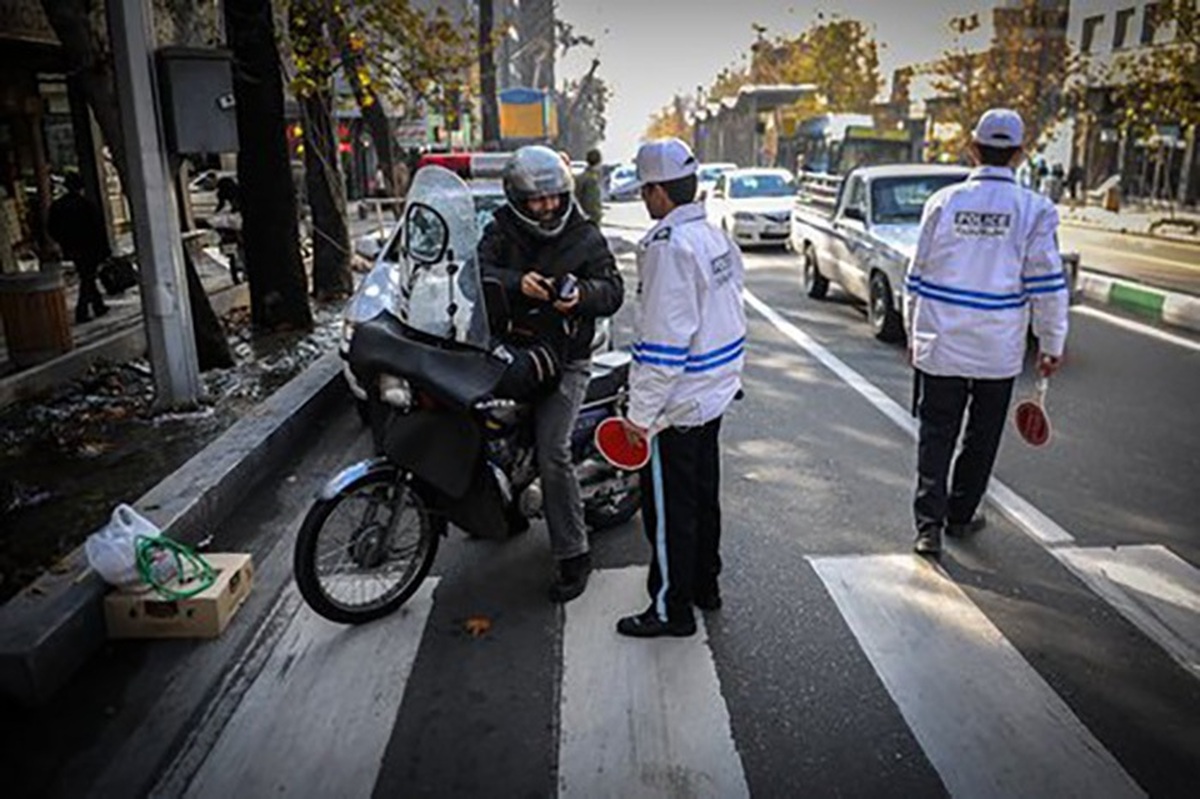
[104,553,254,639]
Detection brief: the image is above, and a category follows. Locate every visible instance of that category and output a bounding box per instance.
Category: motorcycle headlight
[379,374,412,409]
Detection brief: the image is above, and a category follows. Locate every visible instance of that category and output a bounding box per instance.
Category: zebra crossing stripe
[1055,545,1200,679]
[810,554,1145,799]
[180,580,438,799]
[558,567,750,799]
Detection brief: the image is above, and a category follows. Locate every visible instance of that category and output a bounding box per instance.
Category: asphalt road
[1058,225,1200,296]
[12,202,1199,798]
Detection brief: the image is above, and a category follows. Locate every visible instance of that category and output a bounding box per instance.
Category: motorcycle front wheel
[294,470,442,624]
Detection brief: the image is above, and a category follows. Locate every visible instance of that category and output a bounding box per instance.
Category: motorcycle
[294,166,639,624]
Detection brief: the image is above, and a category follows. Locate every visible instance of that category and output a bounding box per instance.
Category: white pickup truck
[789,164,1080,342]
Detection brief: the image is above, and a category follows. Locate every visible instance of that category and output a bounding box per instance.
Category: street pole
[107,0,201,409]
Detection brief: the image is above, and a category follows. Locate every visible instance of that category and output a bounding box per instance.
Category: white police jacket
[904,166,1069,379]
[629,202,747,429]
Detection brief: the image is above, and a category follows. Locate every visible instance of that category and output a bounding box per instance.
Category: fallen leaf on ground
[464,616,492,638]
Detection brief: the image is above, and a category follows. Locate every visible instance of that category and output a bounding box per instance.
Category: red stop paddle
[595,401,700,471]
[1014,377,1052,447]
[595,417,651,470]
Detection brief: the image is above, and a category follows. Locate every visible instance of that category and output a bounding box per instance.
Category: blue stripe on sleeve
[684,347,744,372]
[1022,271,1067,284]
[1026,282,1068,295]
[688,336,746,364]
[633,341,689,356]
[633,352,687,368]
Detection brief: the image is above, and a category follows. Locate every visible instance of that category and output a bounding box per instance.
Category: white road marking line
[810,554,1146,799]
[1072,305,1200,353]
[181,580,438,799]
[743,289,1075,546]
[559,567,749,799]
[748,289,1200,681]
[1056,545,1200,679]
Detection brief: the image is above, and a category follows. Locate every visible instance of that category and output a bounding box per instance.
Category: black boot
[548,552,591,603]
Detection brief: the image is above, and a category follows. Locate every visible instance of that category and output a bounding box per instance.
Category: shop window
[1081,15,1104,53]
[1113,7,1136,49]
[1142,3,1165,45]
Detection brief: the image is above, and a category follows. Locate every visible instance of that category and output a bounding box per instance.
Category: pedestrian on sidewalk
[47,171,110,324]
[904,109,1070,557]
[575,148,604,225]
[616,138,746,638]
[479,145,624,603]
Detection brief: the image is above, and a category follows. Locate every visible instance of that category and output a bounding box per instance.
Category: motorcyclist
[479,145,624,602]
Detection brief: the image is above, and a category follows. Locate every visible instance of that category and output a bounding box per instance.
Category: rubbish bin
[0,264,74,369]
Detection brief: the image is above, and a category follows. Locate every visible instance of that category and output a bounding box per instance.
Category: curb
[0,349,346,706]
[1079,271,1200,334]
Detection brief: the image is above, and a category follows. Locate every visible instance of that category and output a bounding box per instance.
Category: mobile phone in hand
[556,273,578,301]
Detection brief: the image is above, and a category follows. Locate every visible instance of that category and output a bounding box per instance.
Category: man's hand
[623,420,648,447]
[521,271,553,301]
[553,289,581,314]
[1038,353,1062,377]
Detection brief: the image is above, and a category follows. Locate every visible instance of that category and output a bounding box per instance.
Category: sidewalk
[0,234,243,410]
[1058,202,1200,244]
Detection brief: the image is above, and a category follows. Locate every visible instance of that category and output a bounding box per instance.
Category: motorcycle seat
[585,350,631,404]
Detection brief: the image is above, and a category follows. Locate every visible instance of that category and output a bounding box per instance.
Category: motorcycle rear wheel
[294,470,441,624]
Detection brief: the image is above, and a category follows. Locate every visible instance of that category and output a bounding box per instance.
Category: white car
[696,162,738,201]
[607,164,639,202]
[706,168,795,248]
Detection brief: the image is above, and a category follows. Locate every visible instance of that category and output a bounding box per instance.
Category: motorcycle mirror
[403,201,449,265]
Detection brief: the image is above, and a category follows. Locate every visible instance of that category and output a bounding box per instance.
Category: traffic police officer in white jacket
[904,109,1069,556]
[617,138,747,638]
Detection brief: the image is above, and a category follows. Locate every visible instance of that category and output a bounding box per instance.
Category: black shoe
[914,528,942,557]
[616,607,696,638]
[548,553,591,603]
[75,311,92,325]
[694,586,722,611]
[946,513,987,538]
[94,305,110,318]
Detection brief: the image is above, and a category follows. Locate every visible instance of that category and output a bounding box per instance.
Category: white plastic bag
[85,504,162,590]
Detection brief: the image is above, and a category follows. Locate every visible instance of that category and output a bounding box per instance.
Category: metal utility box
[156,47,239,155]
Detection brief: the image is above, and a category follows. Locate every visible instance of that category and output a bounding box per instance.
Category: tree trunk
[43,0,235,369]
[224,0,314,331]
[479,0,501,146]
[331,18,396,199]
[302,91,353,299]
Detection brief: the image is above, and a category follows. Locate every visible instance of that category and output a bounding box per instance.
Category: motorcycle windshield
[392,166,489,350]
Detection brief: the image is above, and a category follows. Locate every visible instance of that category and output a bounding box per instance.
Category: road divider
[1079,272,1200,335]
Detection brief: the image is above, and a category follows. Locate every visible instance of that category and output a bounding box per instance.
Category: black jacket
[479,204,623,361]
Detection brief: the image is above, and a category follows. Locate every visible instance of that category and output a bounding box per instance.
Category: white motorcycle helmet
[502,145,575,238]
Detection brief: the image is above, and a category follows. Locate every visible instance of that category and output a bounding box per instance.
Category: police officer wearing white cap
[904,108,1069,557]
[616,138,747,638]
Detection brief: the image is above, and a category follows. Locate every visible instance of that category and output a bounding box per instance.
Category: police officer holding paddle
[904,109,1070,557]
[616,138,746,638]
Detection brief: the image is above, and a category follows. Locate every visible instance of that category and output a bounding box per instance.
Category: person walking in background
[616,138,746,638]
[575,148,605,225]
[904,109,1070,558]
[47,171,109,324]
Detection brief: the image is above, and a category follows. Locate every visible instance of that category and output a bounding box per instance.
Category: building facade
[1066,0,1198,204]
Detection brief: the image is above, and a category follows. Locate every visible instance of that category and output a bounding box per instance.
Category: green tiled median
[1109,282,1166,318]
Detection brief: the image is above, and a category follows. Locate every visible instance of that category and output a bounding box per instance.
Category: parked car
[607,164,639,202]
[791,164,1081,342]
[706,168,795,248]
[696,162,738,201]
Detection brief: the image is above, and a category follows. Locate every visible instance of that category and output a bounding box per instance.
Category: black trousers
[914,371,1014,534]
[640,416,723,622]
[74,255,107,321]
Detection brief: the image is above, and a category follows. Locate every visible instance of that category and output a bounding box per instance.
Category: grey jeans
[535,359,590,560]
